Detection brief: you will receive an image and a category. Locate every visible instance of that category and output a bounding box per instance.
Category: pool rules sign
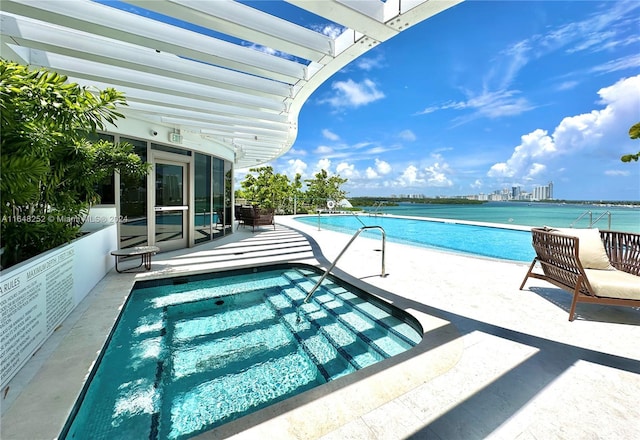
[0,247,75,389]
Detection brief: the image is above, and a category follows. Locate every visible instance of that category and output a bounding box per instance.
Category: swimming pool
[295,214,536,262]
[61,264,422,439]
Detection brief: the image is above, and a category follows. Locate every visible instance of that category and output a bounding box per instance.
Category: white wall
[0,224,117,388]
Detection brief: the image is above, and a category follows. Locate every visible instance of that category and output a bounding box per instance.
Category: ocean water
[362,202,640,233]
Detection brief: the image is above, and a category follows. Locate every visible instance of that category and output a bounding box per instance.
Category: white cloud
[312,23,344,39]
[356,54,385,71]
[315,145,333,154]
[415,105,439,115]
[375,159,391,175]
[362,159,391,180]
[287,148,307,156]
[526,163,546,179]
[488,75,640,181]
[366,145,400,155]
[285,159,307,178]
[398,130,416,142]
[315,158,332,174]
[604,170,630,176]
[488,129,555,178]
[590,54,640,75]
[424,154,453,187]
[417,89,535,123]
[395,165,424,187]
[322,129,340,141]
[471,179,483,189]
[416,3,640,125]
[245,43,295,61]
[321,78,385,109]
[353,141,373,150]
[556,81,579,91]
[336,162,358,178]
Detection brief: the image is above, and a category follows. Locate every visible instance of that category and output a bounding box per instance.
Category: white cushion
[584,269,640,300]
[550,228,613,270]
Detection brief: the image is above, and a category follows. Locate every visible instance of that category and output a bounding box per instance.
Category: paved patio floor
[2,215,639,439]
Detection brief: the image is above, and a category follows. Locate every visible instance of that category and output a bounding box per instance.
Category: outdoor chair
[238,206,275,232]
[520,227,640,321]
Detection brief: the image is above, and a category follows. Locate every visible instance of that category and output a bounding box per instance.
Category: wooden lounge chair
[520,227,640,321]
[238,206,275,231]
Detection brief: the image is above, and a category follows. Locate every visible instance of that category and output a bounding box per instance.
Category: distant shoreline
[348,197,640,207]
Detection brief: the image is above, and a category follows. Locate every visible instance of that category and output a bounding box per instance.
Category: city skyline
[376,181,556,202]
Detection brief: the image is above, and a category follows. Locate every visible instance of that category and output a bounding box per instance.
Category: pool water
[296,214,536,262]
[61,265,422,440]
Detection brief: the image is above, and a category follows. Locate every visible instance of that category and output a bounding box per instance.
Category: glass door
[154,161,188,251]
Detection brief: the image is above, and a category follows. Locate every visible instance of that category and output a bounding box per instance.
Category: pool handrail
[302,225,386,304]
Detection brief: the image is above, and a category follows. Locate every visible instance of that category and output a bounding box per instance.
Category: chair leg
[519,259,538,290]
[568,279,583,321]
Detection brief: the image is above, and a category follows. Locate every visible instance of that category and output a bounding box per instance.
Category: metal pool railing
[301,225,386,305]
[570,210,612,229]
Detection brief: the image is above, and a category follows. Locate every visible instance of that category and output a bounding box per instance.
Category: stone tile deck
[2,215,639,439]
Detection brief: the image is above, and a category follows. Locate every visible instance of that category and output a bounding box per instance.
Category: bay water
[362,202,640,233]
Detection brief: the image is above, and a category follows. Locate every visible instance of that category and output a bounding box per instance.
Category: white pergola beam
[30,51,287,113]
[0,0,463,169]
[286,0,398,42]
[3,0,307,83]
[125,0,335,62]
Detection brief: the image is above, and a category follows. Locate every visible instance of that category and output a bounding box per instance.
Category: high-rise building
[532,181,554,200]
[512,186,521,199]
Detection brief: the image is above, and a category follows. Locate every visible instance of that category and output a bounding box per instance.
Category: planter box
[0,223,117,388]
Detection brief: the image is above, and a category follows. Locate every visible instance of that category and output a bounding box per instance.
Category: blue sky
[244,1,640,201]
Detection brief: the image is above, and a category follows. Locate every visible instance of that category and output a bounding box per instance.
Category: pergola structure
[1,0,462,169]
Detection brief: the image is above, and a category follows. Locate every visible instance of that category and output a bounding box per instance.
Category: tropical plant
[288,173,304,214]
[238,166,292,210]
[236,168,347,214]
[0,60,149,268]
[621,122,640,162]
[304,169,348,209]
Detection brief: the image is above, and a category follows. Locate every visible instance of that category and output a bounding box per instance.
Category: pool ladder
[369,201,385,216]
[570,210,612,229]
[302,225,386,304]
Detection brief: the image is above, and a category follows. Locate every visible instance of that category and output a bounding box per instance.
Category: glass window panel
[194,153,212,244]
[213,158,225,236]
[155,164,184,206]
[155,211,184,242]
[224,160,233,231]
[151,143,191,156]
[119,137,148,247]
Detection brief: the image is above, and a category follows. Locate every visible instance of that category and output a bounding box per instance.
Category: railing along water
[300,225,386,307]
[570,210,612,229]
[369,201,385,216]
[593,211,612,229]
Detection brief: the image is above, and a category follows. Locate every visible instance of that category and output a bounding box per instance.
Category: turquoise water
[295,202,639,262]
[296,215,536,262]
[364,202,640,233]
[62,265,421,440]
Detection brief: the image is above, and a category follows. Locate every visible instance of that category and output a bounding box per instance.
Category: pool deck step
[166,286,283,338]
[166,333,301,391]
[161,350,322,438]
[263,291,355,380]
[295,270,421,346]
[282,270,415,358]
[270,280,386,370]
